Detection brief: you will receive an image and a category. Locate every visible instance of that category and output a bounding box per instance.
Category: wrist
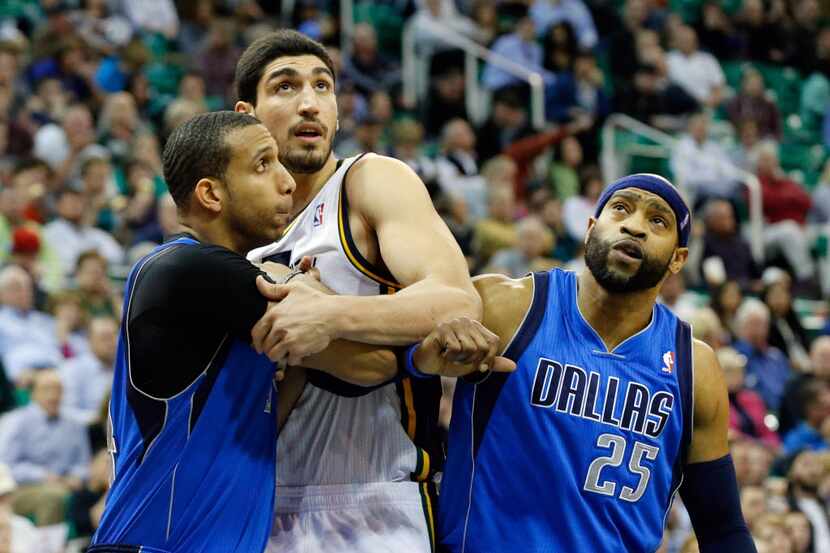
[402,343,432,379]
[325,295,351,341]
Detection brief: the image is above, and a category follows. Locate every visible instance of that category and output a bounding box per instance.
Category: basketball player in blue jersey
[423,174,757,553]
[233,31,490,553]
[90,111,404,553]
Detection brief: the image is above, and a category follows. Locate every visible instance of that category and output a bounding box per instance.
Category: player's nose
[298,84,320,116]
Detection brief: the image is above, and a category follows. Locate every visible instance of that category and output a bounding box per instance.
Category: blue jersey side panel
[439,269,693,553]
[92,237,278,553]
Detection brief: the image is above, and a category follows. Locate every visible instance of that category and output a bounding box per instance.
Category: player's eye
[611,202,628,213]
[277,82,293,93]
[258,158,269,171]
[652,217,667,228]
[315,80,331,91]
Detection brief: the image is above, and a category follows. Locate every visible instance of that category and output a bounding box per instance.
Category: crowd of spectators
[0,0,828,551]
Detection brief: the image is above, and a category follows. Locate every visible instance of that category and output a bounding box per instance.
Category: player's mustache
[289,119,328,136]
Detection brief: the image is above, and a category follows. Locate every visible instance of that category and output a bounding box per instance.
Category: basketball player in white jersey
[234,31,483,552]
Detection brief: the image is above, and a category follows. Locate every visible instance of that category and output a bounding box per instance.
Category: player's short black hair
[162,111,261,210]
[235,30,335,105]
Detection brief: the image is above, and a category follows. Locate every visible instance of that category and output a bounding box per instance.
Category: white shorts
[266,482,436,553]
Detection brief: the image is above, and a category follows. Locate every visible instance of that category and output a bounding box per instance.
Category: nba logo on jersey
[313,203,325,227]
[662,351,674,374]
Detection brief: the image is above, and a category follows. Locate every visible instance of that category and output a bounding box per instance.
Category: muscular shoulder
[473,273,534,354]
[687,338,730,463]
[691,338,723,413]
[344,154,430,219]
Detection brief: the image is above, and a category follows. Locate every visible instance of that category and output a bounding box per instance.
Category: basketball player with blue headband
[408,174,757,552]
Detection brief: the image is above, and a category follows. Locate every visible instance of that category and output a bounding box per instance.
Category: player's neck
[178,221,248,256]
[289,155,339,218]
[576,271,659,352]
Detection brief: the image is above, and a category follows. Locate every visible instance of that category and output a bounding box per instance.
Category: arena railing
[401,20,546,130]
[601,112,765,264]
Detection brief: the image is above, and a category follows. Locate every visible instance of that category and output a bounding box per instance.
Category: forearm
[300,340,398,385]
[329,279,481,345]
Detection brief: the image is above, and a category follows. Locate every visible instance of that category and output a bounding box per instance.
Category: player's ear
[193,177,224,214]
[668,247,689,274]
[584,218,596,246]
[235,101,255,117]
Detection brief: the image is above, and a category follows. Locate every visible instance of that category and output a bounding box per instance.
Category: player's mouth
[293,123,324,143]
[611,240,644,262]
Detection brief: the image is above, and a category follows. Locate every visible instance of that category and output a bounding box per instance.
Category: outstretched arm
[679,340,756,553]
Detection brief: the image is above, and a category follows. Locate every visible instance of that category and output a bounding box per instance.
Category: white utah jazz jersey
[248,154,435,490]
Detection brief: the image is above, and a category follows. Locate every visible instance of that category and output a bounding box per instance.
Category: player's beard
[584,232,672,294]
[280,131,333,174]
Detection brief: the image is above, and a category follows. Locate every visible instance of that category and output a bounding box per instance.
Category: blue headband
[594,173,691,248]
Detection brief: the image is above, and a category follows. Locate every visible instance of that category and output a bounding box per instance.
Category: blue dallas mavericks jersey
[440,269,693,553]
[91,236,278,553]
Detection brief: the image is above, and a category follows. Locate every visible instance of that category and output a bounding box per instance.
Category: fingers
[490,356,517,373]
[256,276,290,301]
[298,256,314,272]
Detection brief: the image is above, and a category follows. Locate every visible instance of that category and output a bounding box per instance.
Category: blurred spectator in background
[781,379,830,455]
[609,0,649,83]
[483,16,552,92]
[783,510,813,553]
[43,187,123,278]
[80,156,117,233]
[545,50,609,157]
[122,0,179,39]
[335,113,388,157]
[73,251,117,319]
[694,1,740,61]
[800,34,830,141]
[617,29,699,125]
[562,167,602,242]
[476,89,533,165]
[342,23,401,97]
[736,0,786,63]
[690,306,725,349]
[34,104,107,188]
[542,22,578,74]
[666,25,725,109]
[726,68,781,141]
[733,298,791,411]
[196,18,240,102]
[729,118,775,173]
[0,370,90,526]
[488,216,557,277]
[422,65,469,138]
[699,199,760,289]
[410,0,485,54]
[755,143,815,285]
[670,112,737,206]
[59,316,115,424]
[393,119,438,198]
[762,271,810,371]
[658,273,697,321]
[786,450,830,552]
[720,346,780,448]
[531,0,597,50]
[0,265,59,386]
[712,279,743,340]
[436,118,486,221]
[474,185,517,266]
[780,336,830,436]
[548,136,583,200]
[0,463,42,553]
